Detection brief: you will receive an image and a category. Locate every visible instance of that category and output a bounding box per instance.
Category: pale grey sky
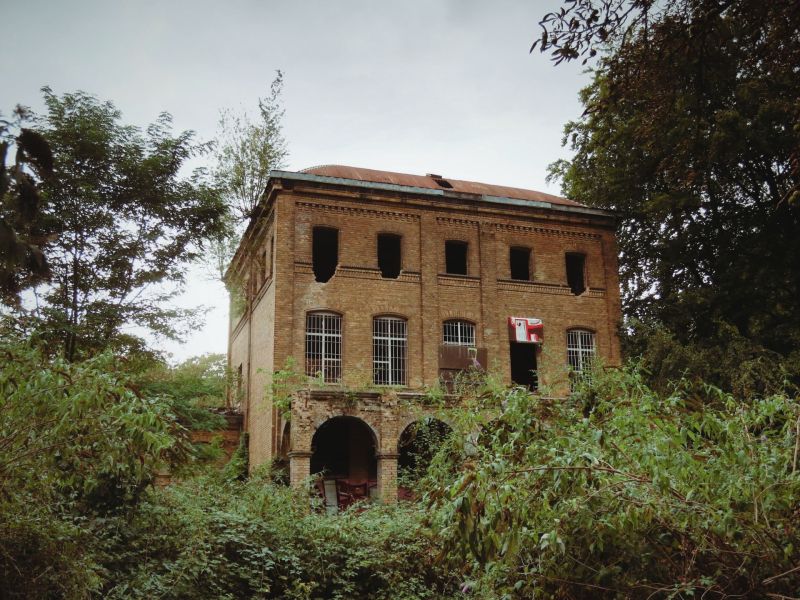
[2,0,592,362]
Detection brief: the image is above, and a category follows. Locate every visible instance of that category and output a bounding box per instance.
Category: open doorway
[510,342,538,390]
[311,416,377,510]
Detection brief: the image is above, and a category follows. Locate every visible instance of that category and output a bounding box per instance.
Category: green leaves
[426,366,800,597]
[17,87,230,360]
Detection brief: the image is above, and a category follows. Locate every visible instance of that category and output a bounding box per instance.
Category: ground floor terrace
[281,389,453,509]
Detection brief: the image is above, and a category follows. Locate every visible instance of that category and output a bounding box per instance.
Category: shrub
[425,365,800,598]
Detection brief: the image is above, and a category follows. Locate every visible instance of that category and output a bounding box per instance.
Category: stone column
[377,452,399,503]
[288,450,312,488]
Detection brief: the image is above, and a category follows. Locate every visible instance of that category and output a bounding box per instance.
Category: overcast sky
[2,0,592,362]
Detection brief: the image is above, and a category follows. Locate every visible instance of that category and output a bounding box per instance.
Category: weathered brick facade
[227,165,621,502]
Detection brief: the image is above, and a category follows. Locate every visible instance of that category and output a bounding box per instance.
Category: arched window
[567,329,596,385]
[373,316,407,385]
[442,319,475,346]
[305,311,342,383]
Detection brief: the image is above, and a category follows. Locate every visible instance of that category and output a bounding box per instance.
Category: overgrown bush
[425,365,800,598]
[100,470,461,600]
[0,336,190,597]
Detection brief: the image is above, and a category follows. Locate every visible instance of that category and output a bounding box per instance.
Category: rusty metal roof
[299,164,584,208]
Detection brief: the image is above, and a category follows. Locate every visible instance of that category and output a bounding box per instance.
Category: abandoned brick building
[226,165,621,504]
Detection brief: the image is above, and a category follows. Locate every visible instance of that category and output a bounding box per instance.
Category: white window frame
[442,320,476,346]
[373,316,407,386]
[567,329,596,386]
[305,312,342,383]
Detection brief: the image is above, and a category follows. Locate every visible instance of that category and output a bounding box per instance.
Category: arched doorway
[397,417,452,500]
[311,416,378,509]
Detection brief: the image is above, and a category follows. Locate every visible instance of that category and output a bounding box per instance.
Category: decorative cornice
[492,222,601,240]
[296,200,419,222]
[436,216,479,228]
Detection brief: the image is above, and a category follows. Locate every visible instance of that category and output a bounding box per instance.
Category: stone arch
[310,416,378,484]
[396,417,453,500]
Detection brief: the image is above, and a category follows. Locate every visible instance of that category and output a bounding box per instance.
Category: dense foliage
[101,473,459,600]
[425,369,800,598]
[135,352,230,431]
[537,0,800,391]
[0,335,190,597]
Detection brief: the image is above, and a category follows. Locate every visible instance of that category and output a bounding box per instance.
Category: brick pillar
[288,450,312,488]
[377,453,399,503]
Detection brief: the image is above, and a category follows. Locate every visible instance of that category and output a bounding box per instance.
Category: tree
[208,72,288,281]
[214,71,288,222]
[27,88,228,360]
[535,1,800,382]
[0,106,54,305]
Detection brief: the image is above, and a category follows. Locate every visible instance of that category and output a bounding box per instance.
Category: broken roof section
[297,164,586,208]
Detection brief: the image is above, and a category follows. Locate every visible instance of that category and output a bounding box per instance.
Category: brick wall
[228,175,622,494]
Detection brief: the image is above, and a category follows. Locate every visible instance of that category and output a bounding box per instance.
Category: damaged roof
[294,164,586,208]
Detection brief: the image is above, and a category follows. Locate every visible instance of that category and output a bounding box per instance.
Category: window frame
[305,311,343,383]
[372,315,408,386]
[442,319,476,347]
[567,328,596,387]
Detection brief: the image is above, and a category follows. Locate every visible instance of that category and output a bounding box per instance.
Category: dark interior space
[377,233,402,278]
[311,416,377,482]
[509,246,531,280]
[312,226,338,283]
[510,342,538,390]
[445,240,468,275]
[398,418,452,499]
[565,253,586,295]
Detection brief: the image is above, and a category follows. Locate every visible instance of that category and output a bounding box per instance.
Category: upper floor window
[445,240,468,275]
[567,329,596,387]
[312,226,338,283]
[373,316,407,386]
[442,319,475,346]
[509,246,531,281]
[565,253,586,295]
[377,233,402,279]
[305,311,342,383]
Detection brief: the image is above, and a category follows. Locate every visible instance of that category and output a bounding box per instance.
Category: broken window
[305,312,342,383]
[567,329,596,389]
[445,240,468,275]
[373,316,407,385]
[312,226,338,283]
[377,233,402,279]
[509,246,531,281]
[443,320,475,346]
[565,253,586,295]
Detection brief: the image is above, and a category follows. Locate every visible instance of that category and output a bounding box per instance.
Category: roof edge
[269,170,615,218]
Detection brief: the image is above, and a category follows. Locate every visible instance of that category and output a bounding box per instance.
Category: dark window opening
[566,253,586,295]
[510,342,538,390]
[377,233,402,279]
[312,227,338,283]
[433,178,452,188]
[445,240,468,275]
[510,246,531,281]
